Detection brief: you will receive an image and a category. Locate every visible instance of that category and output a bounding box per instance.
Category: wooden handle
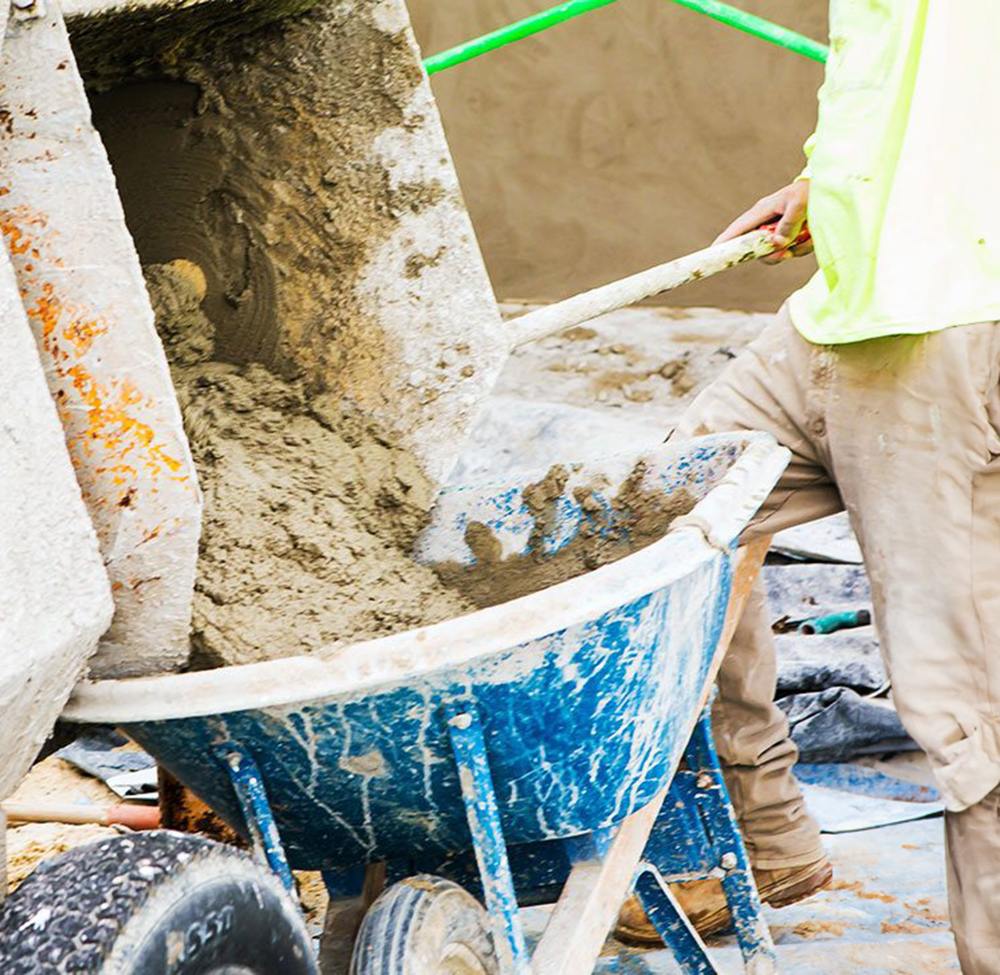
[506,227,784,350]
[3,801,160,830]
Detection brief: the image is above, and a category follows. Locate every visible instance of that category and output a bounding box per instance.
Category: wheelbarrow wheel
[351,875,498,975]
[0,830,317,974]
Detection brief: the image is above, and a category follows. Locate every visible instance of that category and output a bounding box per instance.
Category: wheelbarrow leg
[530,788,667,975]
[633,867,721,975]
[216,744,296,894]
[445,703,532,974]
[684,713,777,972]
[632,713,776,973]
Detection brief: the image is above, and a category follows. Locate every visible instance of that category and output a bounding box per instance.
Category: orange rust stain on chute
[0,205,187,497]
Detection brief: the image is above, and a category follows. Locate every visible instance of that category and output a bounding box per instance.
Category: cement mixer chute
[0,0,201,677]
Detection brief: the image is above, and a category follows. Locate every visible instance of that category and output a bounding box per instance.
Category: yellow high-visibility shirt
[789,1,1000,344]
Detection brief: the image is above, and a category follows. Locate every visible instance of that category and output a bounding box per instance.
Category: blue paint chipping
[446,703,532,971]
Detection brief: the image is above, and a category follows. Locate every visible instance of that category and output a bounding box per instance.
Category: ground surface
[499,302,770,428]
[452,304,766,482]
[581,817,958,973]
[4,757,120,892]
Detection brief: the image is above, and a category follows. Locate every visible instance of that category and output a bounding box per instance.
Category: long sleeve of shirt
[789,1,1000,344]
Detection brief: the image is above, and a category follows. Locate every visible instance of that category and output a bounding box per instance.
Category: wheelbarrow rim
[62,432,788,725]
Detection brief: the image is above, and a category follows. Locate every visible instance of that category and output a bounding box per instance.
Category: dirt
[434,462,694,609]
[6,822,120,892]
[903,901,949,925]
[513,315,704,410]
[6,758,117,808]
[295,870,329,930]
[4,756,120,892]
[561,326,599,342]
[831,878,898,904]
[792,920,846,939]
[880,920,932,936]
[146,262,476,668]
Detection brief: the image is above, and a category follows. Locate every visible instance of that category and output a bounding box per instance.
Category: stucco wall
[410,0,828,311]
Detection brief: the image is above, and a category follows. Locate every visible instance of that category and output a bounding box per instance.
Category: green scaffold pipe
[423,0,617,75]
[667,0,828,63]
[422,0,828,76]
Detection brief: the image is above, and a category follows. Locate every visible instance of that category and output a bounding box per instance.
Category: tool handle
[506,226,788,350]
[2,801,161,829]
[799,609,871,636]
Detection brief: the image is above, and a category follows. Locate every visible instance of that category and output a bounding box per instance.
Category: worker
[617,3,1000,970]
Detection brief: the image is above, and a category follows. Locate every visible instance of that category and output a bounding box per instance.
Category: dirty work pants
[672,305,1000,972]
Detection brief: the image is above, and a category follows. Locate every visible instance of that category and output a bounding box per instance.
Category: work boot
[614,858,833,945]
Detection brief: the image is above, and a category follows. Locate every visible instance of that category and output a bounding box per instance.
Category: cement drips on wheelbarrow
[434,464,696,608]
[146,262,475,668]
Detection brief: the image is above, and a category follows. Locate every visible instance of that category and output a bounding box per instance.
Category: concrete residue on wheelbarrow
[435,463,696,608]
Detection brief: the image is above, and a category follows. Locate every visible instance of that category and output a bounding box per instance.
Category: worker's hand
[713,180,813,264]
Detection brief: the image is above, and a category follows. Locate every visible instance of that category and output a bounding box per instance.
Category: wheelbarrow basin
[65,433,788,872]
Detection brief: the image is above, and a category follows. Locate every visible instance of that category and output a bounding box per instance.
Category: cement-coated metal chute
[0,0,113,804]
[0,0,201,677]
[0,236,113,802]
[506,227,785,349]
[59,0,508,503]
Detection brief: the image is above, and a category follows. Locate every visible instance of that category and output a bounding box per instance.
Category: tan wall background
[409,1,828,311]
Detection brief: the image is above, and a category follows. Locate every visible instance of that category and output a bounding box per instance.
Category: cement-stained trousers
[672,305,1000,973]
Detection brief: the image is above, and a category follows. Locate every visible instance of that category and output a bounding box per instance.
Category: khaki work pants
[672,305,1000,972]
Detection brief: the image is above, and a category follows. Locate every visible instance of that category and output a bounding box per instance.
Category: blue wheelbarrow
[63,432,788,974]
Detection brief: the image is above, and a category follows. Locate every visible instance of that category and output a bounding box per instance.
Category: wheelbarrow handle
[506,224,795,350]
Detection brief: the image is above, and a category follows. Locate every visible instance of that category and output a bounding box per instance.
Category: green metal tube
[667,0,828,63]
[799,610,872,636]
[422,0,828,76]
[423,0,617,75]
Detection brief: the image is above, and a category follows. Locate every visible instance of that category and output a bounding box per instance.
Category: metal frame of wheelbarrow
[204,539,776,975]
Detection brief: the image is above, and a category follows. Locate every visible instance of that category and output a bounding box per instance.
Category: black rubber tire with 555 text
[0,829,318,974]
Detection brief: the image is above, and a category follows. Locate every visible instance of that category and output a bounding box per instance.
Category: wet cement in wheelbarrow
[147,261,474,668]
[147,263,694,667]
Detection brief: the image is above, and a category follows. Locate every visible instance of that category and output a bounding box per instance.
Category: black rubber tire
[350,875,498,975]
[0,830,318,974]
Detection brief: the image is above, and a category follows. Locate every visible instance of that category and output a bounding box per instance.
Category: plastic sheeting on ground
[763,563,917,761]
